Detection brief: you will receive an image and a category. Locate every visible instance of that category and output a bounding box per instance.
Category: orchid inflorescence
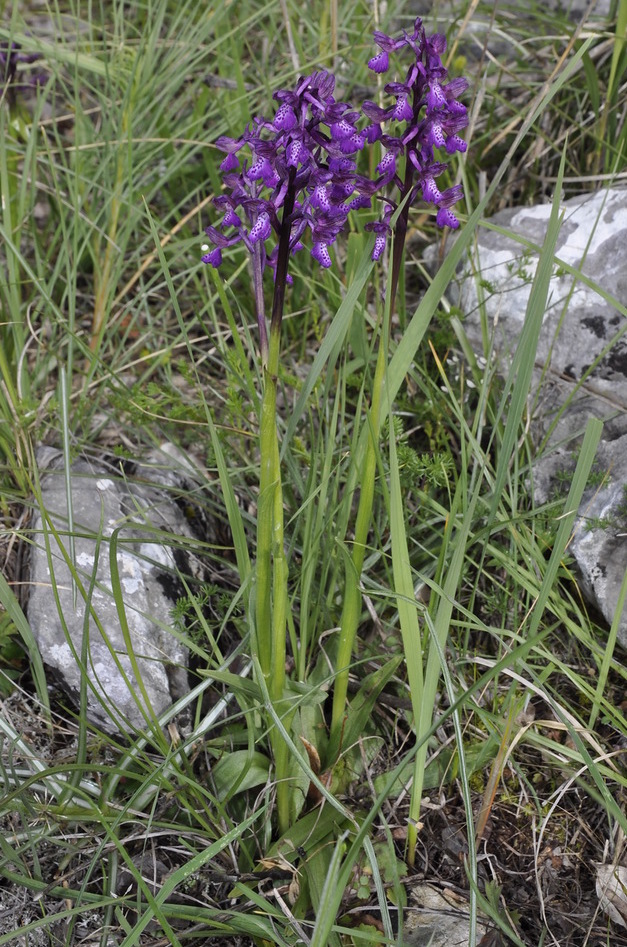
[202,70,379,279]
[202,17,468,292]
[363,17,468,252]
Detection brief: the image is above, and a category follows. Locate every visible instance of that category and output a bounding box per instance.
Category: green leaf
[581,51,600,116]
[309,832,348,947]
[212,750,270,801]
[341,656,402,755]
[388,414,424,860]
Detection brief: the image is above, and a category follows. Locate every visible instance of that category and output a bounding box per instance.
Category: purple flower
[201,246,222,267]
[202,70,376,278]
[368,50,389,74]
[311,242,332,268]
[363,16,468,257]
[249,211,272,243]
[365,204,394,261]
[200,21,471,318]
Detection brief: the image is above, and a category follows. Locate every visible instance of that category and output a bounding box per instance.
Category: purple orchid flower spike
[201,69,380,361]
[363,16,468,281]
[204,71,376,280]
[201,25,469,347]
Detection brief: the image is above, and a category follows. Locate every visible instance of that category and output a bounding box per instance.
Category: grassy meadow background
[1,0,627,944]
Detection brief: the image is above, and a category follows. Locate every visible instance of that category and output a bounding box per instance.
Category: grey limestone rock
[27,445,204,733]
[446,187,627,642]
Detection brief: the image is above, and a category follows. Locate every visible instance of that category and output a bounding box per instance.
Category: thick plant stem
[255,179,294,832]
[255,175,294,678]
[256,323,284,683]
[256,359,278,682]
[256,327,290,833]
[272,525,290,833]
[329,333,387,759]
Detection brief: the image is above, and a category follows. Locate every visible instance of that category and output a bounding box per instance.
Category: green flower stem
[329,327,387,759]
[256,358,278,683]
[256,326,290,833]
[255,174,294,682]
[264,329,288,720]
[272,535,290,835]
[250,175,297,832]
[328,183,412,760]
